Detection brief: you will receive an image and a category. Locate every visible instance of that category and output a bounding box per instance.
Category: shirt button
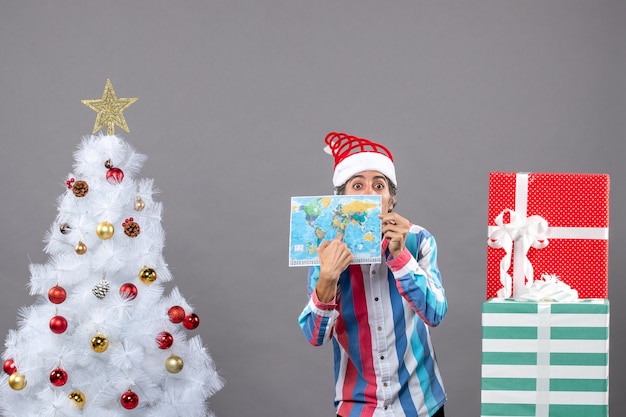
[372,270,376,275]
[380,355,385,360]
[377,326,382,331]
[374,297,379,301]
[383,382,388,387]
[384,406,388,410]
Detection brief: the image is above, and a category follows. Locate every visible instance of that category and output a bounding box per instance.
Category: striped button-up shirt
[299,225,447,417]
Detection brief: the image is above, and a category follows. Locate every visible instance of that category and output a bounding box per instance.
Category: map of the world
[289,195,382,266]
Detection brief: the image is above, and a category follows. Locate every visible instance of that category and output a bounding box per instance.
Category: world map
[289,195,382,266]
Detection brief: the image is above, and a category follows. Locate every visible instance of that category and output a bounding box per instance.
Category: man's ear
[388,196,397,212]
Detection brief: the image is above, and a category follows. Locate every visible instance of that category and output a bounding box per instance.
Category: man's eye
[374,183,384,189]
[353,183,363,189]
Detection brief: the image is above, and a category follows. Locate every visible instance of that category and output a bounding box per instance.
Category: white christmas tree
[0,80,223,417]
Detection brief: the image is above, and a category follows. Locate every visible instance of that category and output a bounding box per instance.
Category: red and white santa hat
[324,132,397,188]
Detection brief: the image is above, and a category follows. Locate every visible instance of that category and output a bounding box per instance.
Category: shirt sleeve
[298,266,339,346]
[386,225,447,327]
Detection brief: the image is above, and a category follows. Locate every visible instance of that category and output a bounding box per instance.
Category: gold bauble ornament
[75,241,87,255]
[91,332,109,353]
[96,221,114,240]
[134,196,145,211]
[68,390,86,409]
[8,372,27,390]
[165,354,184,373]
[139,266,157,285]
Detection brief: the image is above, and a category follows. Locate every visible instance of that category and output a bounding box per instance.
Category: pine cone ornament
[92,279,111,299]
[72,180,89,197]
[123,218,140,237]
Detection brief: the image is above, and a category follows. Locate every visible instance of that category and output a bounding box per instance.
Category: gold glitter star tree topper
[82,79,138,135]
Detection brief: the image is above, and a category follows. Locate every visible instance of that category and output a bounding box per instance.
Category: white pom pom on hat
[323,132,397,188]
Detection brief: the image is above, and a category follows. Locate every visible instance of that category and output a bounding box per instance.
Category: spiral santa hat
[324,132,397,188]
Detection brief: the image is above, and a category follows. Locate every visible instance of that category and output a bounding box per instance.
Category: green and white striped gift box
[481,299,609,417]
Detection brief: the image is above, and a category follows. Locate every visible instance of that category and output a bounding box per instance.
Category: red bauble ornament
[106,167,124,185]
[120,390,139,410]
[48,285,67,304]
[156,331,174,349]
[168,306,185,324]
[119,283,138,300]
[49,316,68,334]
[183,313,200,330]
[3,359,16,375]
[49,368,68,386]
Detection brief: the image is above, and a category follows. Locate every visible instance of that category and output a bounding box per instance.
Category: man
[299,132,447,417]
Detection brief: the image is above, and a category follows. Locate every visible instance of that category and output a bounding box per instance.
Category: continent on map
[300,197,331,226]
[314,226,326,244]
[331,200,379,234]
[363,232,374,243]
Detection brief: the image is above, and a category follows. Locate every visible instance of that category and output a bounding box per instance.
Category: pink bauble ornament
[3,359,16,375]
[168,306,185,323]
[156,331,174,349]
[48,285,67,304]
[49,368,68,386]
[59,223,71,234]
[106,167,124,185]
[119,283,138,300]
[183,313,200,330]
[120,390,139,410]
[50,316,68,334]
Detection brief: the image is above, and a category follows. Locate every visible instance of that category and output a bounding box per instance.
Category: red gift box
[486,172,610,300]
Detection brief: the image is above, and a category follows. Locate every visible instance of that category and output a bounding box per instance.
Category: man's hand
[380,212,410,258]
[315,234,353,303]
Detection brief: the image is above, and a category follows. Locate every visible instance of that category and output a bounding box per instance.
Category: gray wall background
[1,1,624,416]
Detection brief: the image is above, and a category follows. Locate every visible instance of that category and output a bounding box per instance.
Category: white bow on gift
[516,273,579,302]
[488,209,549,298]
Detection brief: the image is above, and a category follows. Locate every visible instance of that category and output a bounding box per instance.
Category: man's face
[343,171,394,212]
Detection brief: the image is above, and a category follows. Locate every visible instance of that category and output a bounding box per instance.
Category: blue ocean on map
[289,195,382,267]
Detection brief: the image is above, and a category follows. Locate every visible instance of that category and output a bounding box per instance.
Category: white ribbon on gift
[523,280,577,417]
[536,302,552,417]
[487,172,609,298]
[488,209,549,298]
